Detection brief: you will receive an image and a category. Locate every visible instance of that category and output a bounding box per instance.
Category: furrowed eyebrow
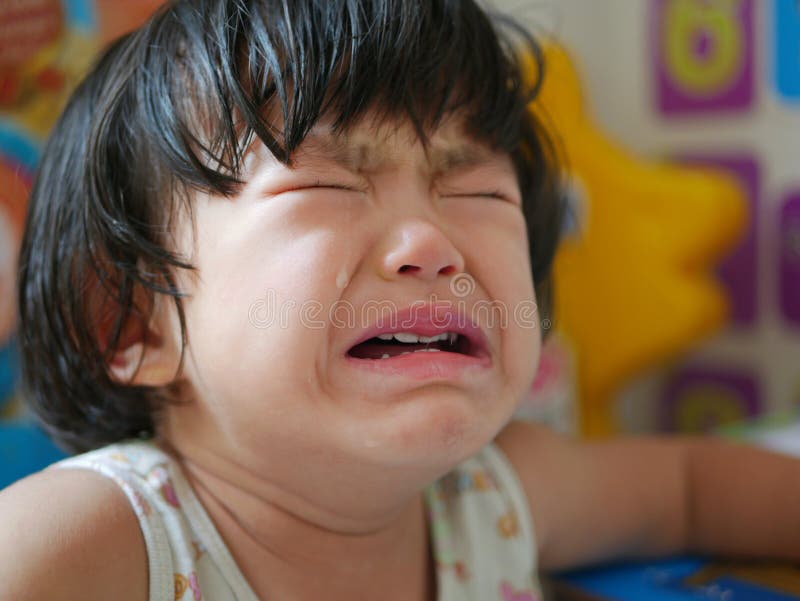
[297,132,501,176]
[427,145,500,175]
[297,134,376,171]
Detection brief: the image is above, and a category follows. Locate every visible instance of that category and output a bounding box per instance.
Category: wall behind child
[500,0,800,433]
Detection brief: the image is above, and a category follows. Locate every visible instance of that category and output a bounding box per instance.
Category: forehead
[288,115,511,174]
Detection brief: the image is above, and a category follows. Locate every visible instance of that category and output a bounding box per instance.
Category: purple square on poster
[679,155,759,325]
[652,0,755,115]
[661,366,760,432]
[779,193,800,326]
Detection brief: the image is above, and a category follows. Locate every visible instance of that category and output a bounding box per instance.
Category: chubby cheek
[497,286,541,407]
[177,201,354,421]
[497,255,541,395]
[449,204,541,395]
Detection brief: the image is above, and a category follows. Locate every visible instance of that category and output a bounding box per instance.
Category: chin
[353,387,507,469]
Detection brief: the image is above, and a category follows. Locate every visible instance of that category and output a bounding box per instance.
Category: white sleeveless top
[50,440,541,600]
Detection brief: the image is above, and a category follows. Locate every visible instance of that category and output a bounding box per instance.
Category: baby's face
[164,115,541,477]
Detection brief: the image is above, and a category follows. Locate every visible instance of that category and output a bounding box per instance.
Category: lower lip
[344,351,492,380]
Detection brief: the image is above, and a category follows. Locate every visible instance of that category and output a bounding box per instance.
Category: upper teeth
[376,332,457,344]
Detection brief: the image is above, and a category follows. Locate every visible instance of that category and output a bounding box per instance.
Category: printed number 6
[664,0,745,96]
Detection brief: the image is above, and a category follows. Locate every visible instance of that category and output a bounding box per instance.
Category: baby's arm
[0,468,147,600]
[494,420,800,571]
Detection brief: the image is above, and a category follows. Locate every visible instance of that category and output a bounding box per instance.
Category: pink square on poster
[660,365,761,432]
[652,0,755,115]
[678,155,759,326]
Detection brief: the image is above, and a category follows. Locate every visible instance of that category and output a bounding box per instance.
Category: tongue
[349,341,445,359]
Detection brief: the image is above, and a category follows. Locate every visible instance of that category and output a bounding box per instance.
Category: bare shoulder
[0,466,148,601]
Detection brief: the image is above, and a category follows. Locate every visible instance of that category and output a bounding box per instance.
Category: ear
[107,331,181,387]
[102,294,183,388]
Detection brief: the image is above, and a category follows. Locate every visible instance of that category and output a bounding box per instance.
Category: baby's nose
[378,220,465,283]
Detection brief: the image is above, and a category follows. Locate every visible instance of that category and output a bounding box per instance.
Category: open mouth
[347,332,477,360]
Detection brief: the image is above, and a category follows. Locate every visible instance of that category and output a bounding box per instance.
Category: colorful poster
[652,0,755,115]
[0,0,96,422]
[0,0,163,482]
[661,365,761,432]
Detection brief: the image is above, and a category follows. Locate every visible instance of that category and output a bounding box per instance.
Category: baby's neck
[157,437,438,601]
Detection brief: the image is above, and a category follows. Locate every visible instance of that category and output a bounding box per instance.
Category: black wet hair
[17,0,563,454]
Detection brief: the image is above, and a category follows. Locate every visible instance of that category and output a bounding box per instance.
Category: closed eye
[275,181,364,194]
[474,191,509,200]
[310,181,358,191]
[305,181,367,193]
[443,191,515,202]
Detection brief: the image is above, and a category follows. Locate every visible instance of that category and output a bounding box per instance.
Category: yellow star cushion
[529,47,747,436]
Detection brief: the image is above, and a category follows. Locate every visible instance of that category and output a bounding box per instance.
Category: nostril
[398,265,420,274]
[438,265,457,276]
